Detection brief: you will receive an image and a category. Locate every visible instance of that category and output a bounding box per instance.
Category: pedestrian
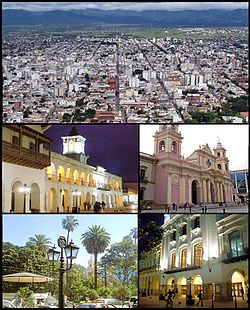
[196,290,203,306]
[241,287,244,300]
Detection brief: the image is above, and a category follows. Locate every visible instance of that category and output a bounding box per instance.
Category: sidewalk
[139,296,249,308]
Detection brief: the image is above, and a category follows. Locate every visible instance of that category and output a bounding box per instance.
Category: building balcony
[163,265,201,274]
[221,248,248,264]
[140,177,149,184]
[140,264,160,271]
[97,184,112,191]
[3,140,51,170]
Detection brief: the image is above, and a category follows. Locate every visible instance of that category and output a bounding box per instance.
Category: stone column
[207,181,212,203]
[220,183,224,202]
[216,182,221,202]
[202,179,207,203]
[187,177,192,203]
[167,175,172,204]
[180,176,185,203]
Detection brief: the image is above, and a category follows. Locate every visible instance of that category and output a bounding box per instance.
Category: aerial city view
[2,2,249,123]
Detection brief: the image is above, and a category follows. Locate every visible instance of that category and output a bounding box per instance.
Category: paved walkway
[139,296,249,308]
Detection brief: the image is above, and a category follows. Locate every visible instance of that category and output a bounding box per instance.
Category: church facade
[2,125,123,213]
[140,125,234,205]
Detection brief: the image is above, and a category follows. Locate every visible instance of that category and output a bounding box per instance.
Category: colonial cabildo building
[139,214,248,302]
[2,125,123,213]
[140,125,234,205]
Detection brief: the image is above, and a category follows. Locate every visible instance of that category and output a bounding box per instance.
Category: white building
[2,125,123,213]
[139,214,248,302]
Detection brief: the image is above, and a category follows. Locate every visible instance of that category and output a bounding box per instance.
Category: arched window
[159,140,165,151]
[181,248,187,268]
[12,135,19,145]
[229,231,243,257]
[217,152,220,157]
[193,242,202,267]
[171,252,176,270]
[218,164,222,170]
[172,141,177,152]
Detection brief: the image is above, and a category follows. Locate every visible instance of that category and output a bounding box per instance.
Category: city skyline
[3,214,137,267]
[140,124,249,171]
[3,2,248,11]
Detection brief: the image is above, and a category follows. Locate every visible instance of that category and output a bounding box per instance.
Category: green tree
[81,226,110,289]
[62,216,79,244]
[101,237,137,286]
[112,284,131,302]
[139,220,164,252]
[129,228,138,244]
[26,234,52,256]
[17,287,34,307]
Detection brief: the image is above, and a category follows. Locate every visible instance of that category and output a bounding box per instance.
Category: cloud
[2,1,249,11]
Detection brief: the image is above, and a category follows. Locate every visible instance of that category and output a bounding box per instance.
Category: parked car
[3,300,17,308]
[93,299,125,308]
[75,303,109,308]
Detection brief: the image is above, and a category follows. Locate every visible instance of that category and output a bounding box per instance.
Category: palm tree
[27,234,52,256]
[62,216,79,243]
[81,225,110,289]
[129,227,138,244]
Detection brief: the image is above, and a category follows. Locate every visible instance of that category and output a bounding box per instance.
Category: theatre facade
[140,125,234,205]
[139,214,248,302]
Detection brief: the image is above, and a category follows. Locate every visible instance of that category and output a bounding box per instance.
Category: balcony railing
[3,140,50,169]
[221,248,248,264]
[97,184,112,191]
[164,265,201,274]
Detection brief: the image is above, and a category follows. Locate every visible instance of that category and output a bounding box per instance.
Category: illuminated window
[159,140,165,151]
[229,231,243,257]
[171,252,176,270]
[181,248,187,268]
[194,242,202,267]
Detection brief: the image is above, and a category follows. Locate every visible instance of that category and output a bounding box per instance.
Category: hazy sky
[3,2,248,11]
[140,125,248,171]
[3,214,137,266]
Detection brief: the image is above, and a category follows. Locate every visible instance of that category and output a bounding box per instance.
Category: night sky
[44,124,138,182]
[139,214,165,253]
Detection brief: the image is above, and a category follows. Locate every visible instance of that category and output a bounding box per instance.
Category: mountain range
[2,9,248,28]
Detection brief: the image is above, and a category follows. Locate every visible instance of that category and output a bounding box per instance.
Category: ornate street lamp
[47,236,79,308]
[19,183,31,213]
[186,277,194,306]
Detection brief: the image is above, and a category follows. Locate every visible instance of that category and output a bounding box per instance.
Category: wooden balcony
[3,140,51,170]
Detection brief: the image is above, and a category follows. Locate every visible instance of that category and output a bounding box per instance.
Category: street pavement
[140,203,248,214]
[139,296,249,308]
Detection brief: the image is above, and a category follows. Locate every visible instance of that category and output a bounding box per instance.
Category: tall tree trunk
[65,230,70,297]
[94,253,98,290]
[104,265,107,288]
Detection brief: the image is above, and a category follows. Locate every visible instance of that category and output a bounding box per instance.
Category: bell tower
[154,124,182,159]
[62,127,89,164]
[213,140,229,174]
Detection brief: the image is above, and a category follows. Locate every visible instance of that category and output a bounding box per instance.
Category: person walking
[197,290,203,306]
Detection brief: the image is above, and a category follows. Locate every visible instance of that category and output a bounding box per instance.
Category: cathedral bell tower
[213,140,229,174]
[154,124,182,160]
[62,127,89,164]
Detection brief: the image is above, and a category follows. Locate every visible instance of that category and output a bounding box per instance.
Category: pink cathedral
[140,125,234,205]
